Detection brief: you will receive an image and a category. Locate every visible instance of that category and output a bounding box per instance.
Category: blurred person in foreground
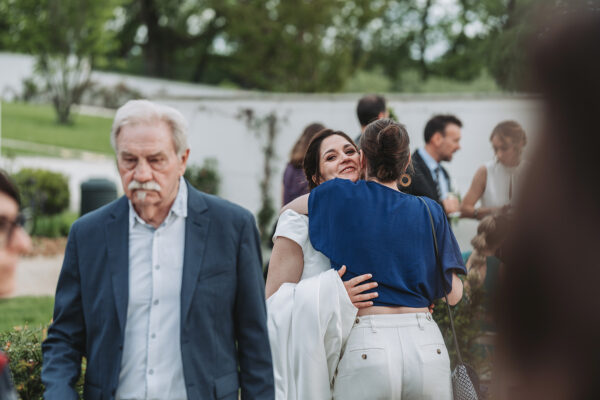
[355,94,388,146]
[402,114,462,216]
[281,122,325,206]
[495,9,600,400]
[42,100,273,400]
[0,170,32,399]
[461,121,527,219]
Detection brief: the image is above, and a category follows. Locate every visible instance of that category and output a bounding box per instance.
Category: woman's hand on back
[338,265,379,309]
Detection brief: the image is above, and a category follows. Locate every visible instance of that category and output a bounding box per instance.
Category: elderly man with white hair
[42,100,274,400]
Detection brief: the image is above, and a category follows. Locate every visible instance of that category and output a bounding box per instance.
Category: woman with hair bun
[461,120,527,219]
[286,118,466,399]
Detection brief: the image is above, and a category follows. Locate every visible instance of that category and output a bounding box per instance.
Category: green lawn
[0,296,54,332]
[1,102,113,155]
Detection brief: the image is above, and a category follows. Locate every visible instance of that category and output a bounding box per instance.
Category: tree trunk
[418,0,433,81]
[139,0,166,77]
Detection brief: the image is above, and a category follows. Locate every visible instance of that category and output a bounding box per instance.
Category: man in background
[355,94,388,146]
[403,114,462,216]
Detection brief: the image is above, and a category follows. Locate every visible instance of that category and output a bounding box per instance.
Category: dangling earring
[399,173,411,187]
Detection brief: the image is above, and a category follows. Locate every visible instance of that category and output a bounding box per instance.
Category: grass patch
[1,147,52,158]
[1,102,113,154]
[0,296,54,332]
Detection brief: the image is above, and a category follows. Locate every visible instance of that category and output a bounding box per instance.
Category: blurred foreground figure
[495,10,600,400]
[42,100,273,400]
[0,170,32,399]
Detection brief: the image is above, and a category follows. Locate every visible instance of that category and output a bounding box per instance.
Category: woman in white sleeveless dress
[265,129,377,400]
[461,120,527,219]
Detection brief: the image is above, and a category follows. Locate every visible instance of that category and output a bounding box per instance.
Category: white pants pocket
[333,347,391,400]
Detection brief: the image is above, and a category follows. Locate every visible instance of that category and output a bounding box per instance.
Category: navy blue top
[308,179,466,308]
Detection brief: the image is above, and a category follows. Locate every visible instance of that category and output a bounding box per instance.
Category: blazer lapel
[181,183,210,321]
[413,151,438,199]
[105,197,130,333]
[413,151,435,188]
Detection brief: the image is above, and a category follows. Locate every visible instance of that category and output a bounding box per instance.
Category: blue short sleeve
[427,198,467,295]
[307,179,466,307]
[308,179,350,259]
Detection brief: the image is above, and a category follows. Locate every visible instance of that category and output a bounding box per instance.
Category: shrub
[0,325,85,399]
[31,212,78,238]
[1,326,45,399]
[184,158,221,195]
[432,275,488,372]
[13,169,69,216]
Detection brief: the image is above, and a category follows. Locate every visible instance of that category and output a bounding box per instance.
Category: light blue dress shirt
[116,177,188,400]
[418,147,450,200]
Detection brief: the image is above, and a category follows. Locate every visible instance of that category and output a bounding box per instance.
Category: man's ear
[179,148,190,177]
[431,131,444,146]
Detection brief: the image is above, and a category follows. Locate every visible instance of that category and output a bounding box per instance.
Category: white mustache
[128,180,162,192]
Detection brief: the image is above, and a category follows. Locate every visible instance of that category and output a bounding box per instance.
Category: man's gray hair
[110,100,189,156]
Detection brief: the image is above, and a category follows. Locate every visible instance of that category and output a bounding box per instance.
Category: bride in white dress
[265,129,377,400]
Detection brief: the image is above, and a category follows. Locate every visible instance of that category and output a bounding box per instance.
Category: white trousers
[333,313,452,400]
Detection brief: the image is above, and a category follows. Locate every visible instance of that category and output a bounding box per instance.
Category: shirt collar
[418,147,441,173]
[129,176,188,229]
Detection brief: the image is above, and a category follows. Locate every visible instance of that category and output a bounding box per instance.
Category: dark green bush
[433,275,489,372]
[1,325,85,399]
[184,158,221,195]
[31,212,77,238]
[14,169,69,216]
[1,326,45,399]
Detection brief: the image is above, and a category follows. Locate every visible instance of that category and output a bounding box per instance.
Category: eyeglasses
[0,212,31,247]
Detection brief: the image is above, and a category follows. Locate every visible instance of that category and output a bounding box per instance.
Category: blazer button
[361,354,367,360]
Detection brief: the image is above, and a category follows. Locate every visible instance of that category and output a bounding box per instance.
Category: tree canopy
[1,0,598,93]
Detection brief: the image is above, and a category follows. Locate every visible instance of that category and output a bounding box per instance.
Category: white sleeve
[267,269,357,400]
[272,209,309,250]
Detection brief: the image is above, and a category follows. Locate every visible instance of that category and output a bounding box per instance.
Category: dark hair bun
[362,118,411,182]
[375,125,404,181]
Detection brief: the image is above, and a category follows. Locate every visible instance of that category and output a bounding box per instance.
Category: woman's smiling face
[315,134,361,184]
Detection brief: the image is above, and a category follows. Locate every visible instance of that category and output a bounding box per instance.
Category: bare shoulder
[280,193,309,215]
[472,165,488,186]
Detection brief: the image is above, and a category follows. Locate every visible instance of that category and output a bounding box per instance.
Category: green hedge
[1,325,85,399]
[184,158,221,195]
[432,275,489,372]
[31,212,77,238]
[13,169,69,216]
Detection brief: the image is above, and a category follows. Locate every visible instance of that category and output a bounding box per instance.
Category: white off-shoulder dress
[267,209,357,400]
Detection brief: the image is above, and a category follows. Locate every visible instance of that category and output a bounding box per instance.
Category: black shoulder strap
[418,196,463,364]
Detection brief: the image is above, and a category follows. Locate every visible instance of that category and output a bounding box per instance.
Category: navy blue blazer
[42,182,274,400]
